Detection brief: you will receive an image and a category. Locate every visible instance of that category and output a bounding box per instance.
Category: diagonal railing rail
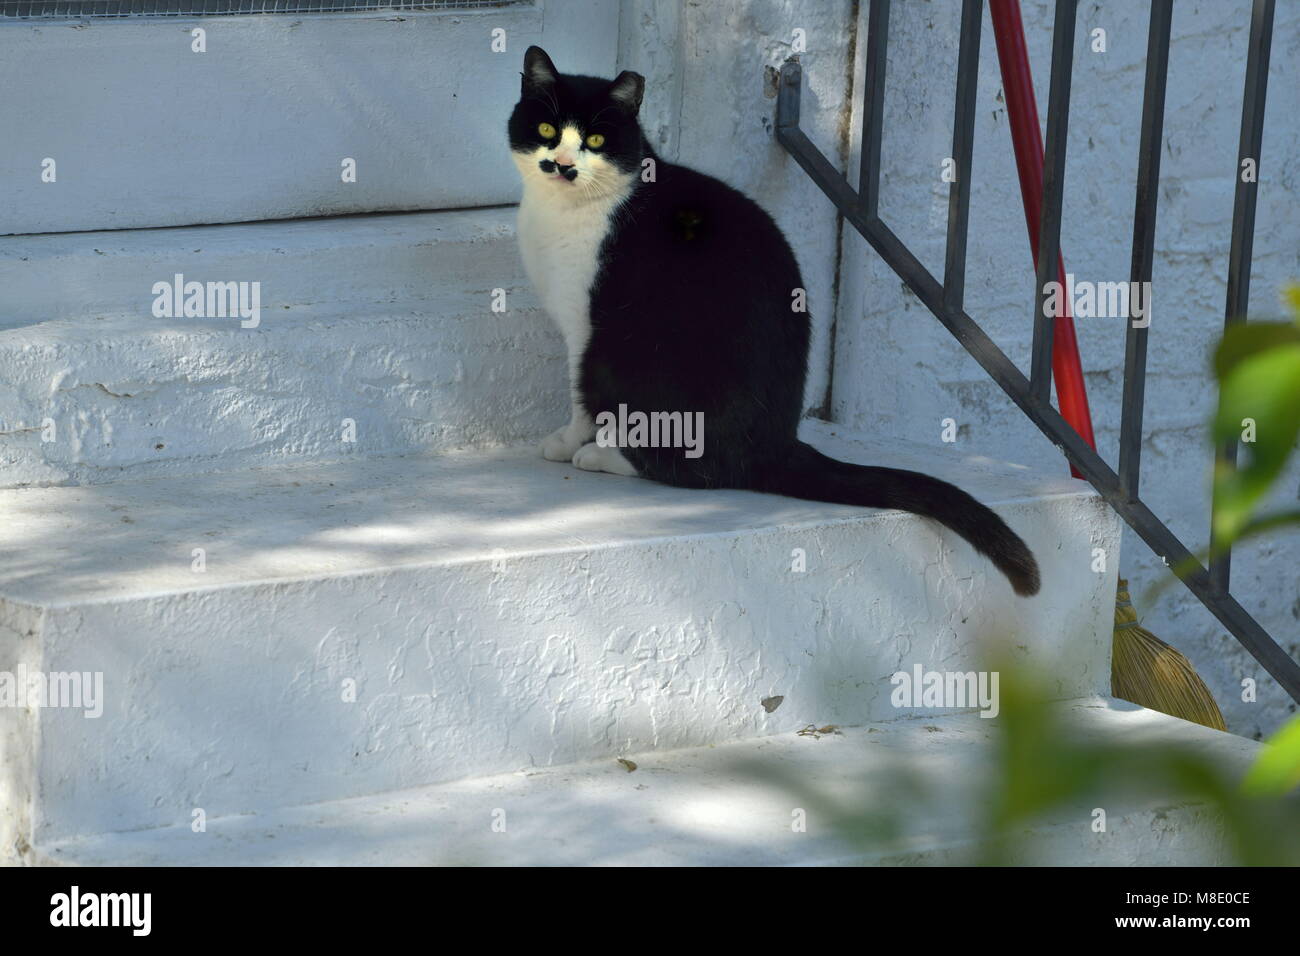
[775,0,1300,703]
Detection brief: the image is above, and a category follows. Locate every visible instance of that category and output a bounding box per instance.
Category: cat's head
[507,46,645,199]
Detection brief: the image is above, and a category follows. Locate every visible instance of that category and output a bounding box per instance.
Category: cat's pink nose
[554,152,576,166]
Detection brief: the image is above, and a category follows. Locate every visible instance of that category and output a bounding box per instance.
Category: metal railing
[776,0,1300,703]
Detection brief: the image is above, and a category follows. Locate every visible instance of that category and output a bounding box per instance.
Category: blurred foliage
[735,661,1300,865]
[972,288,1300,863]
[1209,282,1300,549]
[980,663,1300,866]
[1241,709,1300,798]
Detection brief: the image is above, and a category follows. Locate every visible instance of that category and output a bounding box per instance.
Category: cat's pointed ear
[522,46,559,89]
[608,70,645,114]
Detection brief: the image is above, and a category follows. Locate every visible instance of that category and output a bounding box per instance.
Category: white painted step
[29,700,1255,866]
[0,209,566,487]
[0,421,1119,855]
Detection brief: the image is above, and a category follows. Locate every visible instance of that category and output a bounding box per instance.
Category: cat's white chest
[516,187,622,362]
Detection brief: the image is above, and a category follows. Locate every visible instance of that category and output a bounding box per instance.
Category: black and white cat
[507,47,1040,597]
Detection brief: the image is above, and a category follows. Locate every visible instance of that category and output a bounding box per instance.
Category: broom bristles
[1111,578,1227,732]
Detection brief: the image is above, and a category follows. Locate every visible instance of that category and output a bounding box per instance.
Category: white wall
[0,2,619,234]
[830,0,1300,737]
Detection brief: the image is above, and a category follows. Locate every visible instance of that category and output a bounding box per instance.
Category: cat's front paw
[572,442,639,477]
[541,425,587,462]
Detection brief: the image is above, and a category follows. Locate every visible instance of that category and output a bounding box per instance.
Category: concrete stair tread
[0,420,1093,609]
[2,420,1118,851]
[32,699,1258,866]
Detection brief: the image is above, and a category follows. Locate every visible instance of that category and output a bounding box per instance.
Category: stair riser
[14,495,1119,845]
[1,309,566,487]
[0,211,568,487]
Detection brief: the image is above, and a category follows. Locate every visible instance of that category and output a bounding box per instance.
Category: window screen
[0,1,519,17]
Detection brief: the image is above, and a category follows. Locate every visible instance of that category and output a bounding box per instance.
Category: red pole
[989,0,1097,478]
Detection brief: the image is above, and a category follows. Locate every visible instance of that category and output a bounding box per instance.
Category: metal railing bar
[775,59,1300,704]
[943,0,984,312]
[1118,0,1173,503]
[1031,0,1078,404]
[1210,0,1275,594]
[858,0,891,219]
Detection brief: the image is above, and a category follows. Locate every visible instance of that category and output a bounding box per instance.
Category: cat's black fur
[509,48,1040,597]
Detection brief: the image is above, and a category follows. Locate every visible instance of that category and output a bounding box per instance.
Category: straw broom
[1111,578,1226,732]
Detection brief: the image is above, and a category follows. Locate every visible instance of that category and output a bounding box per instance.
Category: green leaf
[1212,343,1300,540]
[1283,283,1300,317]
[1213,322,1300,379]
[1242,714,1300,797]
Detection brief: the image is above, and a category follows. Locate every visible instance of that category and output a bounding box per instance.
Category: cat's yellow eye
[585,133,606,149]
[537,122,557,139]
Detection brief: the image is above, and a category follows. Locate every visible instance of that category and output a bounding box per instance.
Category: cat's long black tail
[756,441,1041,597]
